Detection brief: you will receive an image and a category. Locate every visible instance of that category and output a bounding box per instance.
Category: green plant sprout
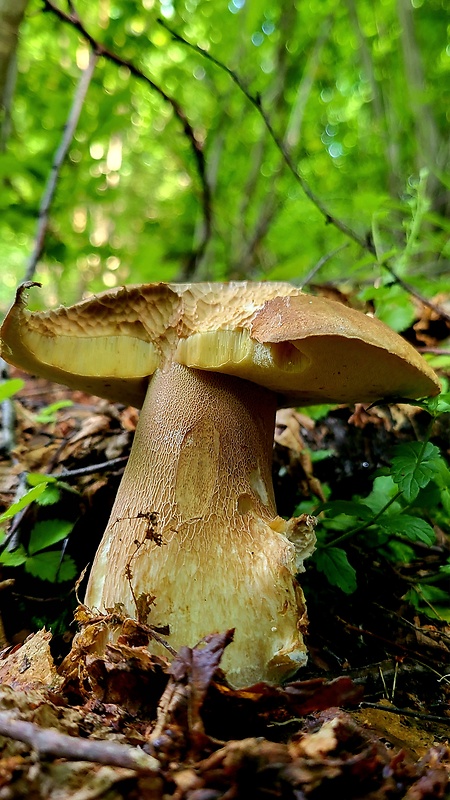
[34,400,74,425]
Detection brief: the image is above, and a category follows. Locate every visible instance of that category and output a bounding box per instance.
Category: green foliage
[390,442,442,502]
[404,582,450,622]
[0,379,25,402]
[28,519,75,555]
[314,547,357,595]
[0,483,48,522]
[0,0,448,307]
[0,473,78,583]
[311,404,450,596]
[34,400,74,424]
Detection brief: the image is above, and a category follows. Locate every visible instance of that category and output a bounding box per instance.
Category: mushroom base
[85,363,316,688]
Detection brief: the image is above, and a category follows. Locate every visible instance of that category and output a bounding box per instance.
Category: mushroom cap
[1,281,439,407]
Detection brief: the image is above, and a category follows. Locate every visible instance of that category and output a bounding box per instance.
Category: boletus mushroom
[1,281,440,687]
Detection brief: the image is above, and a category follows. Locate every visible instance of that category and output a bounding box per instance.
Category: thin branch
[23,49,99,282]
[0,712,160,772]
[157,17,373,255]
[42,0,212,276]
[57,455,128,479]
[298,243,349,289]
[382,263,450,323]
[417,348,450,356]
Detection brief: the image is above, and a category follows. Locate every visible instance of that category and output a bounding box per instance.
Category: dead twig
[359,702,450,726]
[58,456,129,479]
[42,0,212,276]
[417,347,450,355]
[0,711,160,771]
[23,49,99,282]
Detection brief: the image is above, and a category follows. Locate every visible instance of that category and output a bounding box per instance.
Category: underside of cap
[175,294,440,404]
[0,281,302,407]
[1,281,439,408]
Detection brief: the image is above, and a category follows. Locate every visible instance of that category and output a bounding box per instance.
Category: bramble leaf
[25,552,77,582]
[314,547,357,594]
[377,514,435,545]
[0,545,27,567]
[36,486,62,506]
[391,442,442,502]
[29,519,75,555]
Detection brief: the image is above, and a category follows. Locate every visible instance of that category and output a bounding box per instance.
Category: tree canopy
[0,0,448,322]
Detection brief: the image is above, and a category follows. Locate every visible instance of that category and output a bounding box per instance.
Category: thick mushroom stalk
[0,281,440,687]
[86,363,315,686]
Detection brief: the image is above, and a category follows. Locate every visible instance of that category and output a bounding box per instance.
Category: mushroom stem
[85,362,314,687]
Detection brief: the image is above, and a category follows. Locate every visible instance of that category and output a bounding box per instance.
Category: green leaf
[0,484,48,522]
[321,514,357,532]
[56,555,77,583]
[298,404,336,421]
[25,552,77,582]
[35,486,62,506]
[410,393,450,417]
[362,475,401,514]
[360,283,416,332]
[319,500,373,520]
[314,547,357,594]
[29,519,75,555]
[383,540,415,563]
[34,400,73,424]
[404,585,450,621]
[0,545,27,567]
[0,379,25,402]
[391,442,442,502]
[440,487,450,517]
[309,449,335,463]
[27,473,58,487]
[377,514,435,545]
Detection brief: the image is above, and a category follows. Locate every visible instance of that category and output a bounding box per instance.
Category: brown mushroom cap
[1,281,440,407]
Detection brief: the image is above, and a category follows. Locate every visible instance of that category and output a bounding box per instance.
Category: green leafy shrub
[309,394,450,609]
[0,473,77,583]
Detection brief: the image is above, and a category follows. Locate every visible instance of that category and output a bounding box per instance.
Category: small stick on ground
[0,712,160,772]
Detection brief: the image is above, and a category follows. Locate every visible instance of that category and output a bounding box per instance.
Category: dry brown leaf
[0,630,62,690]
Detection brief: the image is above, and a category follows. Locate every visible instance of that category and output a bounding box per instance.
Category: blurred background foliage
[0,0,448,323]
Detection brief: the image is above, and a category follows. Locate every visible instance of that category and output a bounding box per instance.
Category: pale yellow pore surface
[0,281,302,408]
[85,363,313,688]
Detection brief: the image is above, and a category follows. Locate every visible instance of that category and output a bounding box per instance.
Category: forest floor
[0,362,448,798]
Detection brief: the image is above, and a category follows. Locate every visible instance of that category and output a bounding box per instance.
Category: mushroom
[0,281,440,687]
